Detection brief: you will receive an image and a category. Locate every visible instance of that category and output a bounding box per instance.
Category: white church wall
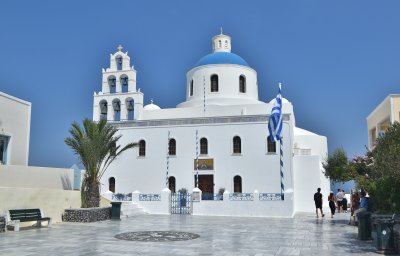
[293,155,330,213]
[101,119,294,198]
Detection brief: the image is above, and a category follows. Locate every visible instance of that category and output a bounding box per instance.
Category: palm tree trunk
[81,178,100,208]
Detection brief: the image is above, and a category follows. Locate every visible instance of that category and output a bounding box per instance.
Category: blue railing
[259,193,282,201]
[139,194,161,201]
[229,193,254,201]
[112,193,132,201]
[202,193,223,201]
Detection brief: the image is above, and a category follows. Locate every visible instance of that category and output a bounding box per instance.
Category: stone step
[120,202,146,217]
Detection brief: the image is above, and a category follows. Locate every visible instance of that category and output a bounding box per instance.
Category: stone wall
[0,216,5,232]
[63,207,111,222]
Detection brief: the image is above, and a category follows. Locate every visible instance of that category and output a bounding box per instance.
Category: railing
[139,194,161,201]
[259,193,282,201]
[202,193,223,201]
[229,193,254,201]
[112,193,132,201]
[294,148,311,156]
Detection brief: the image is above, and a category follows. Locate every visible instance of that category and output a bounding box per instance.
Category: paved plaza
[0,212,379,256]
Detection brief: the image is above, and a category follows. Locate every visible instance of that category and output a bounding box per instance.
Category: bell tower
[93,45,144,122]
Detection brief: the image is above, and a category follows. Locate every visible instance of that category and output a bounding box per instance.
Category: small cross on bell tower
[117,44,123,52]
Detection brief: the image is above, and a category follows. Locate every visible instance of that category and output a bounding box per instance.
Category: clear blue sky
[1,1,399,168]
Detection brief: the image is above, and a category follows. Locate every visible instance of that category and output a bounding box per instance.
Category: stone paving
[0,212,380,256]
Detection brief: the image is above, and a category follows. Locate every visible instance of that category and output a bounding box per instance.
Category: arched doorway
[109,177,115,193]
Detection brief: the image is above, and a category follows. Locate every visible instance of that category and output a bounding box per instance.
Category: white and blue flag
[268,83,283,142]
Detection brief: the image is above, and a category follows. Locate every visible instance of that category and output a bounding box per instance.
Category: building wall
[0,165,74,190]
[0,92,31,165]
[101,119,294,195]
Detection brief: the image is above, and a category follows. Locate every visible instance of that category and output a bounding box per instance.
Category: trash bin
[372,218,395,253]
[110,202,122,220]
[358,211,372,240]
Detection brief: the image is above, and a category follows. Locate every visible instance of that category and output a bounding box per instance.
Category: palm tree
[65,119,137,208]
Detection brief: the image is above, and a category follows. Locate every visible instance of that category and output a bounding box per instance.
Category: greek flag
[268,83,283,142]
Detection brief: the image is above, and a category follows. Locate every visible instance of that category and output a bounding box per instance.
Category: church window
[112,99,121,121]
[99,100,108,120]
[121,75,129,93]
[108,76,116,93]
[169,138,176,156]
[110,142,117,157]
[116,56,123,70]
[109,177,115,193]
[234,175,242,193]
[190,79,193,96]
[126,98,134,120]
[0,136,9,164]
[267,136,276,153]
[233,136,241,154]
[211,75,218,92]
[225,40,228,48]
[239,75,246,93]
[139,140,146,156]
[200,138,208,155]
[218,40,221,48]
[168,176,176,193]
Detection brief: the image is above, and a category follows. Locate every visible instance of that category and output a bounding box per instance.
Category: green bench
[7,208,52,231]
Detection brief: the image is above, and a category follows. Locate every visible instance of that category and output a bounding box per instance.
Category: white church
[93,32,330,217]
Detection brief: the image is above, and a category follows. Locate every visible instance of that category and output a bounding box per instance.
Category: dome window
[239,75,246,93]
[190,79,194,96]
[210,75,219,92]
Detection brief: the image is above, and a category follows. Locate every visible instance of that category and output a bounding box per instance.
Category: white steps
[120,202,146,217]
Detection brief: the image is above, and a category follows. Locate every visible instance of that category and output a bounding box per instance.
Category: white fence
[105,188,295,218]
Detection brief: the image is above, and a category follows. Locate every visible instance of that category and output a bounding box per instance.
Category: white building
[94,32,330,217]
[0,91,31,165]
[367,94,400,150]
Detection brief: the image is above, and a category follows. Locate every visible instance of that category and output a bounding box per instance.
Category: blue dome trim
[195,52,250,67]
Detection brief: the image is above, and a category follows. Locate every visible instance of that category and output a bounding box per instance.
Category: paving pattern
[0,212,379,255]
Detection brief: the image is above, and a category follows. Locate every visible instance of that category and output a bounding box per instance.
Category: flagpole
[165,130,170,189]
[195,130,199,188]
[280,136,284,200]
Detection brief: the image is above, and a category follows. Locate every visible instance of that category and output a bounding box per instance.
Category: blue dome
[195,52,250,67]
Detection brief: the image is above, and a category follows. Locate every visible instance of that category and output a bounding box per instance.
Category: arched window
[169,138,176,156]
[99,100,108,120]
[112,99,121,121]
[168,176,176,193]
[200,138,208,155]
[233,136,241,154]
[225,40,228,48]
[190,79,193,96]
[234,175,242,193]
[110,141,117,157]
[120,75,129,93]
[267,136,276,153]
[116,56,123,70]
[139,140,146,156]
[239,75,246,93]
[126,98,134,120]
[211,75,218,92]
[109,177,115,193]
[218,40,221,48]
[108,76,116,93]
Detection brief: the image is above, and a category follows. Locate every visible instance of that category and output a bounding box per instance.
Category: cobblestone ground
[0,212,379,256]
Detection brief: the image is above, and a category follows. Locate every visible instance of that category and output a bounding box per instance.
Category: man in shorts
[314,188,325,218]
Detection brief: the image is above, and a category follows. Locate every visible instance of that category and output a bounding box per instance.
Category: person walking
[328,191,336,218]
[314,188,325,218]
[336,189,344,213]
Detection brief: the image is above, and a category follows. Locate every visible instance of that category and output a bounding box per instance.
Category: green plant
[178,188,188,194]
[65,119,137,208]
[218,188,225,195]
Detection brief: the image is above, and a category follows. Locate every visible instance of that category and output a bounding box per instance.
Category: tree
[323,148,354,182]
[65,119,137,208]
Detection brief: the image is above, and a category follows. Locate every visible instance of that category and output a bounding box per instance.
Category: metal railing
[259,193,282,201]
[139,194,161,201]
[229,193,254,201]
[112,193,132,201]
[201,193,223,201]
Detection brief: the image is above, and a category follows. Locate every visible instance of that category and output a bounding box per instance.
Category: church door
[196,175,214,200]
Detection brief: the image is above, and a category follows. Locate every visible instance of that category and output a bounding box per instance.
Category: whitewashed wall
[0,92,31,165]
